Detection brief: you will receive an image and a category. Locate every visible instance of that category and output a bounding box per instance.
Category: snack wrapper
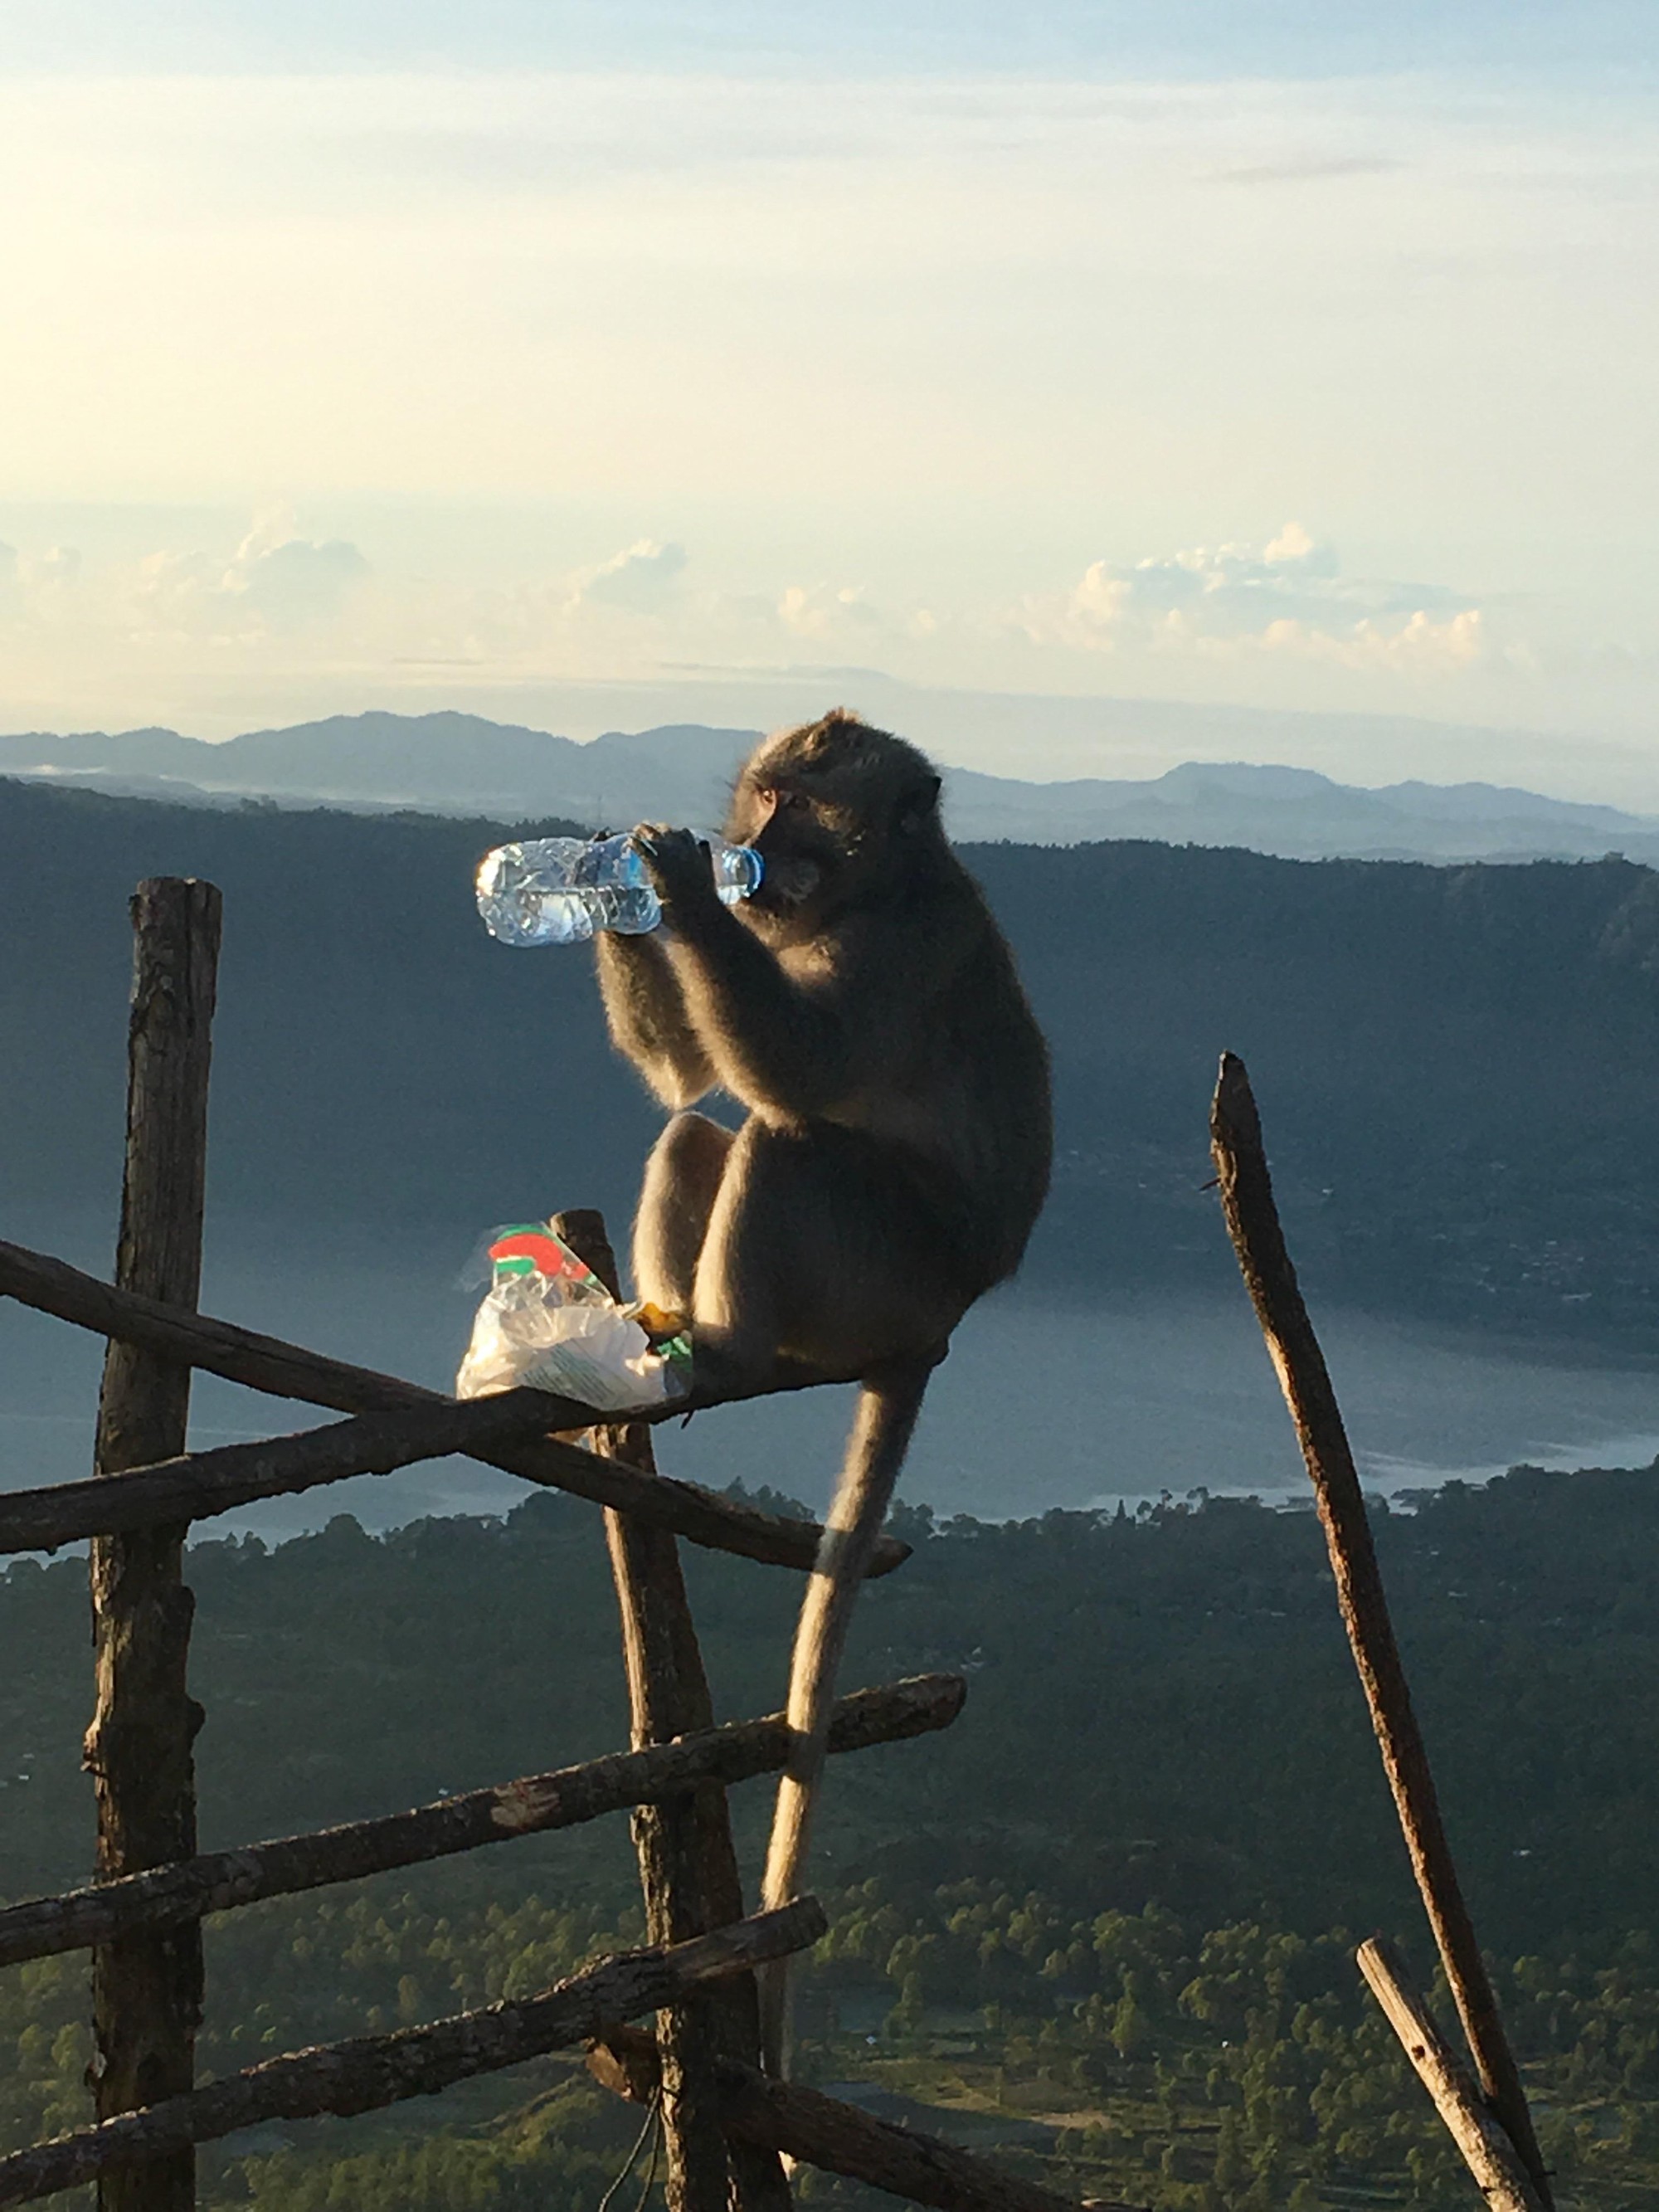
[455,1222,691,1412]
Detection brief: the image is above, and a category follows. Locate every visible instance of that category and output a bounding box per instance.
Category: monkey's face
[731,781,843,919]
[728,714,945,930]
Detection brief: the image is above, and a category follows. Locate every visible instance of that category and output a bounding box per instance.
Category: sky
[2,3,1657,799]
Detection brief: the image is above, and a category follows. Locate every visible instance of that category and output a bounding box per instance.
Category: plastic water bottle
[475,832,764,946]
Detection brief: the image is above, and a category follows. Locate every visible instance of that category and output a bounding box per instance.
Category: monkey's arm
[667,917,860,1113]
[634,826,938,1116]
[593,932,717,1108]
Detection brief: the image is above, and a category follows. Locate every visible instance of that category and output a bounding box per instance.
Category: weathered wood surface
[0,1395,562,1556]
[1211,1052,1552,2209]
[1358,1939,1546,2212]
[85,879,221,2212]
[554,1208,792,2212]
[590,2027,1146,2212]
[0,1676,962,1969]
[0,1905,826,2210]
[0,1238,908,1577]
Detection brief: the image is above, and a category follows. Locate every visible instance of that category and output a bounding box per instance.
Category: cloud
[776,583,883,641]
[1253,606,1487,672]
[572,539,688,613]
[0,539,81,619]
[1026,523,1485,672]
[122,510,369,638]
[225,520,367,626]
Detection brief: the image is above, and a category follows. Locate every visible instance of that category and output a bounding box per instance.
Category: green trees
[1,1473,1657,2205]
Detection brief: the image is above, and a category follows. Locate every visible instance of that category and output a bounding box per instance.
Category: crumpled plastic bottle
[476,833,763,946]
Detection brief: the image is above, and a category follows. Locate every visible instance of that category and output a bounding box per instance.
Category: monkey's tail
[757,1355,934,2076]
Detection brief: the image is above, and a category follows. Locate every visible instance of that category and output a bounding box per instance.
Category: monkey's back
[813,855,1050,1297]
[929,878,1052,1286]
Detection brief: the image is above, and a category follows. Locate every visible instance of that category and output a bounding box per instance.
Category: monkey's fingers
[631,825,719,914]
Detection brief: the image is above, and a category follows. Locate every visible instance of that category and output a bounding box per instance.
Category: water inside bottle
[476,831,761,945]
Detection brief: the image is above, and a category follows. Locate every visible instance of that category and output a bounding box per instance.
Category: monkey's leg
[632,1109,735,1310]
[692,1119,963,1384]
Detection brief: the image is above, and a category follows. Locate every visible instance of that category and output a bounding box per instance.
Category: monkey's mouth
[759,855,825,908]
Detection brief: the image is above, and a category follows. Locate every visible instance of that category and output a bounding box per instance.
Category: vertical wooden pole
[1209,1053,1552,2209]
[84,879,221,2212]
[552,1212,791,2212]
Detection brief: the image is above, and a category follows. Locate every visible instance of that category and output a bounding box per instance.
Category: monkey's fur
[595,709,1051,2068]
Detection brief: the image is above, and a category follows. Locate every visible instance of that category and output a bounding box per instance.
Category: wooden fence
[0,879,1135,2212]
[0,878,1561,2212]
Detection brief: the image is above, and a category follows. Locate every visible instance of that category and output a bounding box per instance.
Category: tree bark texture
[1357,1940,1546,2212]
[553,1211,793,2212]
[0,1906,825,2210]
[1210,1052,1551,2207]
[0,1676,962,1970]
[84,879,221,2212]
[0,1236,908,1578]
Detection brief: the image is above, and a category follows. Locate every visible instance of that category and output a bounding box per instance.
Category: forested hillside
[0,1471,1656,2209]
[2,777,1657,1334]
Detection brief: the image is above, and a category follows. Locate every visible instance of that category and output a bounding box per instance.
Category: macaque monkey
[595,709,1051,2068]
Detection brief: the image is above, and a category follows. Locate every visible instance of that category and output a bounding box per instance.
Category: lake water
[2,1214,1656,1547]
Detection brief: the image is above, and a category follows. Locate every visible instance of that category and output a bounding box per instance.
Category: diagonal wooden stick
[0,1235,908,1577]
[591,2024,1146,2212]
[0,1904,826,2210]
[1210,1051,1552,2209]
[1358,1938,1545,2212]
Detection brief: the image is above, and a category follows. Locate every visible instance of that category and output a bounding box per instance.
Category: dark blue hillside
[2,777,1656,1335]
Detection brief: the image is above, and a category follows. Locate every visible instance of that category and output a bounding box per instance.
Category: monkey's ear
[898,774,942,833]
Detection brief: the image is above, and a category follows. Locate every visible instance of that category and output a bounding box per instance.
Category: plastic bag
[455,1222,691,1412]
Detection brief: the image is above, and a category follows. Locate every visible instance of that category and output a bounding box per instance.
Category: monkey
[594,709,1051,2069]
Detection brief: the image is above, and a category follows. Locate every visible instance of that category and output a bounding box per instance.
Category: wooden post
[1357,1940,1546,2212]
[1209,1054,1552,2207]
[553,1212,793,2212]
[84,879,221,2212]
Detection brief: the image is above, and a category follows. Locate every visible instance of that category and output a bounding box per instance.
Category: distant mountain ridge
[3,709,1658,865]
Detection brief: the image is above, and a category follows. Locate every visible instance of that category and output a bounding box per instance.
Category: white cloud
[121,510,369,639]
[571,539,688,613]
[0,539,82,620]
[776,583,883,641]
[16,544,80,593]
[226,519,368,626]
[1253,607,1487,672]
[1027,523,1484,673]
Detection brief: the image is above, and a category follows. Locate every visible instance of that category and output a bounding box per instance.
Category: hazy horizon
[3,2,1657,802]
[12,688,1659,817]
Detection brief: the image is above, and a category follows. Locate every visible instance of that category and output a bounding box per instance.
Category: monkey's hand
[631,824,725,937]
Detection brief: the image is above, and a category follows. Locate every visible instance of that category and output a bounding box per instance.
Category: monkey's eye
[761,787,810,814]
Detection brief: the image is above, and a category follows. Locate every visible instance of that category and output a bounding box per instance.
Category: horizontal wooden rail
[0,1674,964,1968]
[1357,1939,1545,2212]
[591,2027,1146,2212]
[0,1903,825,2209]
[0,1395,561,1556]
[0,1237,908,1577]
